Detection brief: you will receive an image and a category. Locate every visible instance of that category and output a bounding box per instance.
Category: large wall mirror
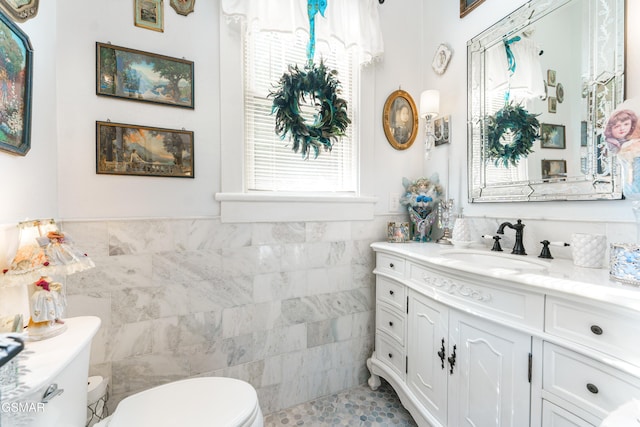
[467,0,625,202]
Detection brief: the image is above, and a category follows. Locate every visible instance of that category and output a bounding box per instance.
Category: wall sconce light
[419,90,440,159]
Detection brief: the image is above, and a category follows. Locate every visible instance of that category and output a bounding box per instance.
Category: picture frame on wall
[541,159,567,180]
[0,0,38,22]
[383,89,419,150]
[0,9,33,156]
[96,121,194,178]
[134,0,164,33]
[96,42,194,109]
[460,0,485,18]
[434,116,451,146]
[170,0,195,16]
[540,123,566,149]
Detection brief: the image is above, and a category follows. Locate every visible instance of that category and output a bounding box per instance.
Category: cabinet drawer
[408,262,544,330]
[377,303,405,345]
[545,297,640,367]
[377,277,406,311]
[543,342,640,421]
[376,252,405,278]
[542,400,595,427]
[376,333,405,378]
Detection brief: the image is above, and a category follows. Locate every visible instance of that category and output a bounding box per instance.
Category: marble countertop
[372,241,640,313]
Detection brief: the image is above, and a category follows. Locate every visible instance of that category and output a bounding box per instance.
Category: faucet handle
[539,240,553,259]
[482,234,503,252]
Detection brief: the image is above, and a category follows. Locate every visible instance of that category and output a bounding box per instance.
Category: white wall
[421,0,640,223]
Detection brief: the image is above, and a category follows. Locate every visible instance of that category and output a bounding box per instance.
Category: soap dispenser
[451,209,472,246]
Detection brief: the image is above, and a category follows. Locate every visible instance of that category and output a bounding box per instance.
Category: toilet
[95,377,263,427]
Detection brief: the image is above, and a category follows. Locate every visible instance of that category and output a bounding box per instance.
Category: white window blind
[243,31,358,193]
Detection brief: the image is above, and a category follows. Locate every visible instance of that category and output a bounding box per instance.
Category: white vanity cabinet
[367,242,640,427]
[408,291,531,427]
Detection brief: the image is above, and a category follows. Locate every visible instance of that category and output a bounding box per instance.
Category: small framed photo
[540,123,566,149]
[556,83,565,103]
[541,159,567,180]
[434,116,450,146]
[135,0,164,32]
[547,69,557,87]
[432,44,452,75]
[581,121,588,147]
[548,97,557,113]
[96,121,194,178]
[460,0,485,18]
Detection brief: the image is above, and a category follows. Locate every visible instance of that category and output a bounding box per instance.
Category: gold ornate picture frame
[0,0,39,22]
[383,90,419,150]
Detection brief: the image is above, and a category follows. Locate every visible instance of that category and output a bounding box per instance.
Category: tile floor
[264,379,417,426]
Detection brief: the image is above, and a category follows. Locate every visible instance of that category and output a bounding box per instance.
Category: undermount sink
[439,249,549,271]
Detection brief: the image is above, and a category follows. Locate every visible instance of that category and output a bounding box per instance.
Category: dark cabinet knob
[388,353,393,359]
[389,263,394,268]
[590,325,603,335]
[389,290,394,295]
[388,321,394,327]
[586,383,599,394]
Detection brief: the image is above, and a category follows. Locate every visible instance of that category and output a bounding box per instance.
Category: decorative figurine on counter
[28,276,67,340]
[400,175,443,242]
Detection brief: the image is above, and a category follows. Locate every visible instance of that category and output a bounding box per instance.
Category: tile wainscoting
[61,215,405,414]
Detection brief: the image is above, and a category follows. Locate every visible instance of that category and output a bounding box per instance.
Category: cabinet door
[448,311,531,427]
[407,291,449,426]
[542,400,595,427]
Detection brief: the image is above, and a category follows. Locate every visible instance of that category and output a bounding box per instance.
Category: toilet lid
[108,377,260,427]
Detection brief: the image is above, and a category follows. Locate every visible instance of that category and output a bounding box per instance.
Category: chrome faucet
[496,219,526,255]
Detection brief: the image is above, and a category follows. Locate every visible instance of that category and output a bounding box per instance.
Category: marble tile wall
[60,216,404,414]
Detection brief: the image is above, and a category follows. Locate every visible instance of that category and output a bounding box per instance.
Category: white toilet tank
[1,316,101,427]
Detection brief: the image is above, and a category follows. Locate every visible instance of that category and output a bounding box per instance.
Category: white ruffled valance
[221,0,384,66]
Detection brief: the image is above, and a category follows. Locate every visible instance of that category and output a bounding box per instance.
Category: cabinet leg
[366,356,381,390]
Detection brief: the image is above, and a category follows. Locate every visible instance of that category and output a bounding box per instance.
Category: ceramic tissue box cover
[610,243,640,286]
[571,233,606,268]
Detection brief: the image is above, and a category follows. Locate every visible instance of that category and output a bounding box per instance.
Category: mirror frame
[467,0,625,203]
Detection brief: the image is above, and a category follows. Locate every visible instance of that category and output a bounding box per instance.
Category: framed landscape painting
[96,42,194,109]
[134,0,164,32]
[0,9,33,156]
[96,121,194,178]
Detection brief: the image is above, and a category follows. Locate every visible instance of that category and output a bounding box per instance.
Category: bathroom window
[243,31,359,193]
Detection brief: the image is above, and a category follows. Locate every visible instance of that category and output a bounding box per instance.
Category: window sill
[215,193,378,223]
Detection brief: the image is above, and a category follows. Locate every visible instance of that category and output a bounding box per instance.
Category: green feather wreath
[486,103,540,167]
[269,61,351,159]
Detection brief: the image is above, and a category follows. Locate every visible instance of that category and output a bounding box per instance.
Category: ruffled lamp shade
[1,219,94,340]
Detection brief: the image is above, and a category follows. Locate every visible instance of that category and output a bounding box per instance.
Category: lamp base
[27,319,67,341]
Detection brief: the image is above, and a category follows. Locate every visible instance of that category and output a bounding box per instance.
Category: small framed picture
[432,44,452,75]
[541,159,567,180]
[135,0,164,32]
[540,123,566,149]
[547,69,556,87]
[460,0,485,18]
[548,97,557,113]
[434,116,451,146]
[556,83,565,103]
[581,121,588,147]
[382,89,419,150]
